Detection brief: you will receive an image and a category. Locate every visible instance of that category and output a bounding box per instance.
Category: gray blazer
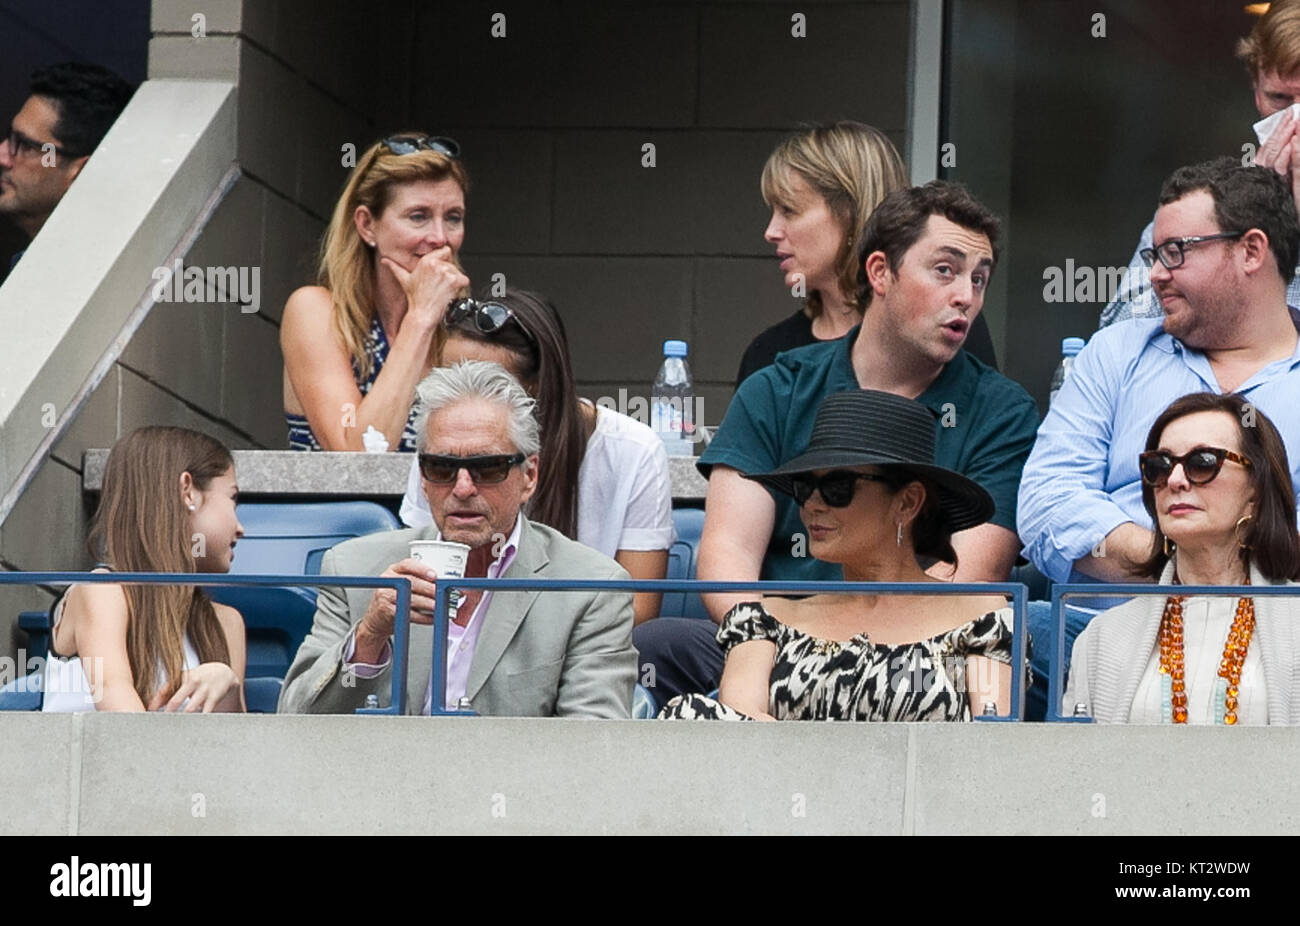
[277,515,636,717]
[1064,560,1300,723]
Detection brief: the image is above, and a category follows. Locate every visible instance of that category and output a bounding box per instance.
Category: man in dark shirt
[637,181,1039,703]
[1,62,134,279]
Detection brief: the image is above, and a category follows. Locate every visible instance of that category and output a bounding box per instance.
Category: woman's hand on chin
[150,662,241,713]
[381,247,469,331]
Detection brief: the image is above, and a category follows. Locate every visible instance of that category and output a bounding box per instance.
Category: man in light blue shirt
[1019,158,1300,717]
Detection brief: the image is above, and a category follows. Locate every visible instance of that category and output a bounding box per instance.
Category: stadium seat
[0,672,42,710]
[18,609,50,658]
[244,676,283,713]
[663,506,709,620]
[207,501,402,678]
[222,501,402,577]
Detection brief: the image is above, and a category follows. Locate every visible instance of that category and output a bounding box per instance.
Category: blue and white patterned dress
[286,315,420,451]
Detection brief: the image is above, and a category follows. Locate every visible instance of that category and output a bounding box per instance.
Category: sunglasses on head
[381,134,460,158]
[788,471,890,507]
[444,298,537,345]
[1138,447,1251,488]
[418,452,525,485]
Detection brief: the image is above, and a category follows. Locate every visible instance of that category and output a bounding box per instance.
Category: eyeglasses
[1138,447,1252,487]
[5,127,81,161]
[788,471,890,507]
[444,298,536,344]
[1139,232,1245,270]
[381,134,460,158]
[418,452,525,485]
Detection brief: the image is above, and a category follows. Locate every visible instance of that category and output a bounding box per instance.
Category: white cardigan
[1063,560,1300,723]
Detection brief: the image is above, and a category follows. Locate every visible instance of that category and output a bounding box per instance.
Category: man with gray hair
[279,360,636,717]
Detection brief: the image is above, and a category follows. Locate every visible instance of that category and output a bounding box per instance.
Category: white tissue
[1253,102,1300,146]
[362,425,390,453]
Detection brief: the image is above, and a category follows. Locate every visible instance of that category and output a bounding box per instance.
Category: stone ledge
[81,449,710,501]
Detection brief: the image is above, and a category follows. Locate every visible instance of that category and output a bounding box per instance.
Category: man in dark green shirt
[635,181,1039,703]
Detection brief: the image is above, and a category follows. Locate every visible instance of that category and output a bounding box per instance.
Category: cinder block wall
[437,1,912,421]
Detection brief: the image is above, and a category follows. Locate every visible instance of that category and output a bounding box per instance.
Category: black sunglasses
[788,471,890,507]
[1138,447,1252,488]
[418,452,525,485]
[444,298,536,345]
[381,134,460,158]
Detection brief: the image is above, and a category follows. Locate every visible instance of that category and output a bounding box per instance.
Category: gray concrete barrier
[4,713,1296,835]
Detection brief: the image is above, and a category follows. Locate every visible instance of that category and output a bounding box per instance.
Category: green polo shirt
[699,326,1039,582]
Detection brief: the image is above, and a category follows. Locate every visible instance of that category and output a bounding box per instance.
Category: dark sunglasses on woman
[418,452,526,485]
[1138,447,1252,488]
[789,471,889,508]
[444,298,537,344]
[382,134,460,158]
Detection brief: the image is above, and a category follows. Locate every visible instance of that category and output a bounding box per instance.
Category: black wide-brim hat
[744,390,995,534]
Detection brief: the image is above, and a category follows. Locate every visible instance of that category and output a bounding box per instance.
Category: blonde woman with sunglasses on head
[1065,393,1300,724]
[281,134,470,452]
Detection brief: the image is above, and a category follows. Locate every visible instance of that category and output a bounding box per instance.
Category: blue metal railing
[1,572,1028,720]
[0,571,410,712]
[1046,583,1298,722]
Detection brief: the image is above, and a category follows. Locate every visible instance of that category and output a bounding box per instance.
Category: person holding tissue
[1102,0,1300,326]
[278,360,637,717]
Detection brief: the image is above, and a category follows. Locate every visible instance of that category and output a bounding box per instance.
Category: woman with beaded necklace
[1065,392,1300,724]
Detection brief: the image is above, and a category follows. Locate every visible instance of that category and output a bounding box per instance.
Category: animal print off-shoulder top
[661,601,1014,722]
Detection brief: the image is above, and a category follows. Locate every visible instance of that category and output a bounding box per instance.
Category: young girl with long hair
[42,426,247,712]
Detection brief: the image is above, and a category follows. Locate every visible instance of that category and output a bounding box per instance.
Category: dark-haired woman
[42,427,247,712]
[399,289,672,623]
[1065,393,1300,724]
[662,390,1013,721]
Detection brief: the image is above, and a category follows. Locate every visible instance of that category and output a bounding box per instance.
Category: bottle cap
[1062,337,1085,356]
[663,339,688,357]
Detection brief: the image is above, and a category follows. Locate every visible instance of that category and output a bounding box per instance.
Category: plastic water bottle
[1048,337,1085,405]
[652,339,696,457]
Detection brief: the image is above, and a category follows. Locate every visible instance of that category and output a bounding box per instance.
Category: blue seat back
[0,672,42,710]
[662,506,709,619]
[228,501,401,576]
[212,501,401,678]
[244,676,283,713]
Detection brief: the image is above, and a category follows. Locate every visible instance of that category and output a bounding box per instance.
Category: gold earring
[1162,535,1175,556]
[1235,514,1253,550]
[896,522,903,547]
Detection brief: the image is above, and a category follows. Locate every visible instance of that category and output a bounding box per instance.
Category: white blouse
[1129,594,1268,725]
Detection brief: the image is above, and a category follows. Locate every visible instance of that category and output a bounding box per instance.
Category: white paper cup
[408,539,471,578]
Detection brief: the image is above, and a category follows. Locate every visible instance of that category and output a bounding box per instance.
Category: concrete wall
[5,713,1298,834]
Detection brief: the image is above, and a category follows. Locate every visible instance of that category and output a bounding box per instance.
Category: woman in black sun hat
[661,389,1016,722]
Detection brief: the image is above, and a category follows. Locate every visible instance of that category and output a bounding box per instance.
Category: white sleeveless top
[40,593,201,713]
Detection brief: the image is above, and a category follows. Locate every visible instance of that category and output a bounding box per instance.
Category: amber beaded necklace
[1157,576,1254,725]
